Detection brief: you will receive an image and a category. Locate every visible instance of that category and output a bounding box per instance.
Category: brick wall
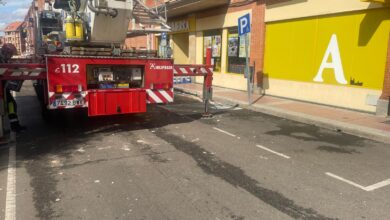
[249,0,266,87]
[380,32,390,99]
[124,36,148,50]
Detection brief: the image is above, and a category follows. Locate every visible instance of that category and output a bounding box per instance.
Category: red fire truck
[0,0,213,137]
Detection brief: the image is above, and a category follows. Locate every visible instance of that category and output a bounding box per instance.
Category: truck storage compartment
[88,89,146,116]
[87,65,144,90]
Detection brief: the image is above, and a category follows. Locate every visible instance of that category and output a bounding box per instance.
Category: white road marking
[364,179,390,191]
[326,172,390,192]
[256,144,291,159]
[5,133,16,220]
[213,127,236,137]
[325,172,366,191]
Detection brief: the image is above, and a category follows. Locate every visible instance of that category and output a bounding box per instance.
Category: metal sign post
[245,34,251,104]
[238,13,251,105]
[161,32,167,58]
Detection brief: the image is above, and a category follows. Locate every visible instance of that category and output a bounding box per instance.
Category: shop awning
[166,0,230,18]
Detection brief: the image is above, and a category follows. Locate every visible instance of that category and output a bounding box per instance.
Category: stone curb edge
[175,87,390,144]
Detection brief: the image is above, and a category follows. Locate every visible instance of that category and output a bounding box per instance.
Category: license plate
[53,99,84,107]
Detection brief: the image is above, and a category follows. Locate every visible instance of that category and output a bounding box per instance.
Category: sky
[0,0,32,36]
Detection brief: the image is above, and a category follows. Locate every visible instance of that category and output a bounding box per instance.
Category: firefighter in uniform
[0,44,26,132]
[5,87,25,132]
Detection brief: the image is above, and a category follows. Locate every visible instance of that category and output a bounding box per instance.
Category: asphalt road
[0,83,389,220]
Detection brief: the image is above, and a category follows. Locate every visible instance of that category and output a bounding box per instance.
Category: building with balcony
[3,21,26,56]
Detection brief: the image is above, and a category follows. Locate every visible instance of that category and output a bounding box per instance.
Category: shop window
[227,27,250,74]
[203,29,222,72]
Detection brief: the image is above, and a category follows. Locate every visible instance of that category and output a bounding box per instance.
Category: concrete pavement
[175,83,390,144]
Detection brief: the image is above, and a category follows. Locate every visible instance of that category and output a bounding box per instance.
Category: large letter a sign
[313,34,347,85]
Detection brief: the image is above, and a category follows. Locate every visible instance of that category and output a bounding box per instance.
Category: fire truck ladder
[128,0,171,37]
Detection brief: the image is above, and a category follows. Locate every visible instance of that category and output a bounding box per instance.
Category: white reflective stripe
[201,68,207,74]
[10,71,22,76]
[209,68,213,72]
[0,68,7,75]
[9,119,19,123]
[48,92,55,98]
[179,68,188,74]
[62,93,71,99]
[173,68,178,74]
[146,100,151,104]
[190,68,195,73]
[81,91,88,98]
[29,71,41,76]
[65,105,74,109]
[147,89,163,103]
[159,90,173,102]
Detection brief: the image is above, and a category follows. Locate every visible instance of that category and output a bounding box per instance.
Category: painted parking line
[326,172,390,192]
[5,133,16,220]
[213,127,237,137]
[256,145,291,159]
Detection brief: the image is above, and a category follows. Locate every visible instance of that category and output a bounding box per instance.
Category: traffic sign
[238,13,251,36]
[161,32,167,40]
[238,13,252,104]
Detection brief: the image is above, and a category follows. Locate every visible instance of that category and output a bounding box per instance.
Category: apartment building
[4,21,26,56]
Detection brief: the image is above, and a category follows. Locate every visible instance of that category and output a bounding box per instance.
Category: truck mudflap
[88,89,147,116]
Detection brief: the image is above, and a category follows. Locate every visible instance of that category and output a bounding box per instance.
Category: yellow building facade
[165,3,263,91]
[264,0,390,112]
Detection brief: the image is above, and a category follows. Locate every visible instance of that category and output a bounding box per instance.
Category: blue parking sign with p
[238,14,251,36]
[161,32,167,40]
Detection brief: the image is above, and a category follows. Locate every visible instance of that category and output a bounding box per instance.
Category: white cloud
[2,0,32,7]
[0,0,31,35]
[13,8,28,18]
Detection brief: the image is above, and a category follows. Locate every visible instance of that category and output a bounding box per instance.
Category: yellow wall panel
[172,33,189,64]
[264,8,390,90]
[265,0,385,22]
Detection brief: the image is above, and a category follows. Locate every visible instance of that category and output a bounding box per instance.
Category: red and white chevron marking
[48,91,88,109]
[173,66,213,76]
[146,89,174,104]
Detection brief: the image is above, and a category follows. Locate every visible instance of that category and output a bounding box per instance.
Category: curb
[175,87,390,144]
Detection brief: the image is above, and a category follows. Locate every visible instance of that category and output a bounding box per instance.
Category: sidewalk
[175,83,390,144]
